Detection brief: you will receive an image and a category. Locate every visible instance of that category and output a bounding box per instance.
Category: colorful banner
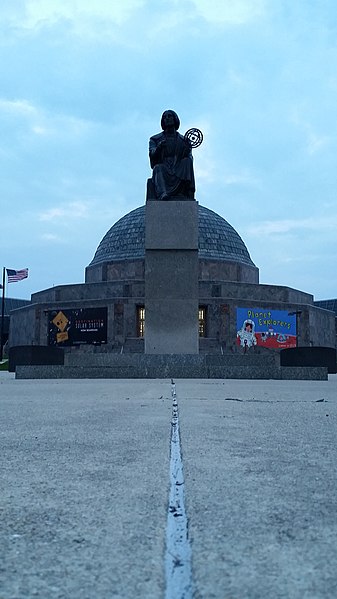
[236,308,297,349]
[48,307,107,346]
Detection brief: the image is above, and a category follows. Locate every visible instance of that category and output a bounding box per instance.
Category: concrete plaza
[1,373,337,598]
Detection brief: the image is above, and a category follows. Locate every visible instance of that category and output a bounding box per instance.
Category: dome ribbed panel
[198,205,254,266]
[90,207,145,264]
[89,205,255,268]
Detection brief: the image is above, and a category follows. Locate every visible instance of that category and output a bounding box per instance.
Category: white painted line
[165,381,193,599]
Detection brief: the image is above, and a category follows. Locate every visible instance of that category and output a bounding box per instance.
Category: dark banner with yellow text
[48,307,107,346]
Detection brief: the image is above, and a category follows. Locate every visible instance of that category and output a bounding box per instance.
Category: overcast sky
[1,0,336,301]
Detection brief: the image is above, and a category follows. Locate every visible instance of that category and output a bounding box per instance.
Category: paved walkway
[1,373,337,598]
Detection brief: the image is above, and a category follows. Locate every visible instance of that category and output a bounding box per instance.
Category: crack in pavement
[165,380,193,599]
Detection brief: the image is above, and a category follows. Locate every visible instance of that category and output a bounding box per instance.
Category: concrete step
[199,338,223,354]
[18,354,327,380]
[122,338,145,353]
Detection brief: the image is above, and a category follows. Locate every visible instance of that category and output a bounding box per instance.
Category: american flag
[6,268,29,283]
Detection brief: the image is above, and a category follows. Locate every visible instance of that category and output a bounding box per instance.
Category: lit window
[137,306,145,337]
[199,306,206,337]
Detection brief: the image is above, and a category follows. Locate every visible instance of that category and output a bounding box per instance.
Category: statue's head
[161,110,180,131]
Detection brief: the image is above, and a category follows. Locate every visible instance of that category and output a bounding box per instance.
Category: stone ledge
[15,357,328,380]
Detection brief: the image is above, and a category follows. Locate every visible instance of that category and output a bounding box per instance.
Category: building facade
[9,204,336,353]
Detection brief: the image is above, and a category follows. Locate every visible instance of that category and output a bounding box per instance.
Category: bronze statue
[149,110,195,200]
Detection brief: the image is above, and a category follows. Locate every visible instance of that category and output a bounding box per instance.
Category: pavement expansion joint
[165,380,194,599]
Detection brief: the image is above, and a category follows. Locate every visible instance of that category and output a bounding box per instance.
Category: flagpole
[0,267,5,360]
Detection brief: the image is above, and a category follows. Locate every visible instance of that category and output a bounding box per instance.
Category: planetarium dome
[89,205,256,267]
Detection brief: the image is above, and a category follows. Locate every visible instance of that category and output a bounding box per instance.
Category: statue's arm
[149,135,164,168]
[181,134,193,158]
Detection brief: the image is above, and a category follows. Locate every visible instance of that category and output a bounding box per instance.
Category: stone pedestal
[145,200,199,354]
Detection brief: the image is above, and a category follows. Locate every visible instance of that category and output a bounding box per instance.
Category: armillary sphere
[184,127,204,148]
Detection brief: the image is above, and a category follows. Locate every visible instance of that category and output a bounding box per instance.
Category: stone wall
[31,281,144,303]
[9,279,336,351]
[86,257,259,285]
[199,259,259,284]
[199,281,313,303]
[86,259,144,283]
[9,306,40,346]
[308,306,337,347]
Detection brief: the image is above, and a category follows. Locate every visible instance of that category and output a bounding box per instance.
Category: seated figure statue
[148,110,195,200]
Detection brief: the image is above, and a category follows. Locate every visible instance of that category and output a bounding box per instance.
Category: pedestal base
[145,200,199,355]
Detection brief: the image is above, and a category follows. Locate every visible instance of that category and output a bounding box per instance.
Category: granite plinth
[145,199,199,355]
[144,300,199,354]
[145,251,198,299]
[145,200,198,249]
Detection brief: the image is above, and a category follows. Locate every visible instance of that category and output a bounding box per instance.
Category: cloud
[4,0,267,36]
[189,0,267,24]
[41,233,64,242]
[0,96,94,141]
[306,131,330,155]
[6,0,145,33]
[39,201,90,222]
[32,125,49,136]
[228,68,247,87]
[0,98,37,116]
[246,215,337,236]
[1,0,336,302]
[222,169,260,187]
[290,109,332,156]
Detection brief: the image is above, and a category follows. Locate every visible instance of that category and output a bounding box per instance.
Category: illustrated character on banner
[237,319,257,349]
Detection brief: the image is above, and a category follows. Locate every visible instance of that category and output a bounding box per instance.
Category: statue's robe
[149,131,195,200]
